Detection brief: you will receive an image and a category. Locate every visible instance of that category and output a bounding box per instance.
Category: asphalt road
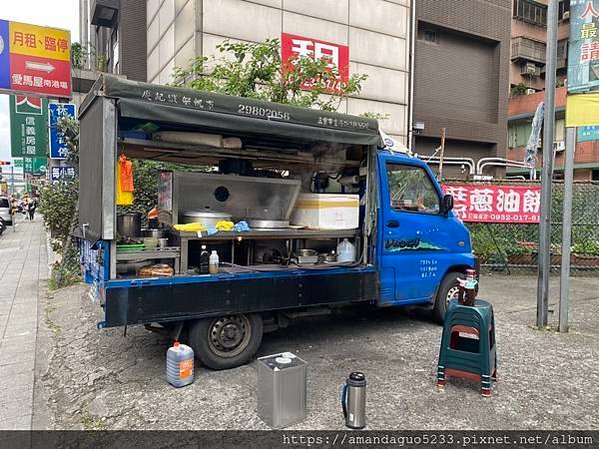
[35,275,599,430]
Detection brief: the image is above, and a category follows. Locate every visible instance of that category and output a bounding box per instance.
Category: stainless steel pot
[141,229,165,238]
[182,210,232,228]
[117,213,142,238]
[248,219,290,229]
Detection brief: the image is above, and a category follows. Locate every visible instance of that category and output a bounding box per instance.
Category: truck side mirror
[442,194,454,215]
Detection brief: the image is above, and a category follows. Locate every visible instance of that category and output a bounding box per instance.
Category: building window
[558,0,570,20]
[592,170,599,181]
[513,0,547,26]
[508,121,534,149]
[418,28,439,44]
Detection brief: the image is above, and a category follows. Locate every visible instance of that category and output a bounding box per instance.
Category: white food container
[291,194,359,230]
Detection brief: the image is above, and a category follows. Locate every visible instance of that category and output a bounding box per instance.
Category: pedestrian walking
[28,197,37,221]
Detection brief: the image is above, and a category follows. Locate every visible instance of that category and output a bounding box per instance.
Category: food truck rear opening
[79,75,478,370]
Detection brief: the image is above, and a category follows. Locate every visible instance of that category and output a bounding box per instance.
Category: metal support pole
[11,165,15,232]
[439,128,446,180]
[559,127,576,333]
[536,0,559,328]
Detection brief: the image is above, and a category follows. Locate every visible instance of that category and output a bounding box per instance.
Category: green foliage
[71,42,84,69]
[510,83,529,97]
[56,116,80,166]
[572,241,599,256]
[39,179,78,250]
[39,118,81,289]
[172,38,368,112]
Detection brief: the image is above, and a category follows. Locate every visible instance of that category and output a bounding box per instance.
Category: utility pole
[559,127,576,333]
[439,128,446,180]
[537,0,559,328]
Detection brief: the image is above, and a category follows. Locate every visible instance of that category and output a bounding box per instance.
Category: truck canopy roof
[81,74,382,149]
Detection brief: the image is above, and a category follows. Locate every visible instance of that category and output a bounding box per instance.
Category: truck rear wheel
[188,313,263,370]
[432,272,461,324]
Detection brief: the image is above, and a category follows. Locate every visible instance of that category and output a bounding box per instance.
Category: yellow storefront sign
[566,93,599,127]
[8,21,70,61]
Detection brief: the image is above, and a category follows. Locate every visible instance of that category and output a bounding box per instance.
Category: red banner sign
[442,184,542,224]
[281,32,349,93]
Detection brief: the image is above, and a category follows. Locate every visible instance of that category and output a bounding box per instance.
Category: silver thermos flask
[342,371,367,429]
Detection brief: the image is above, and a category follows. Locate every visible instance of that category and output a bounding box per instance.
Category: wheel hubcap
[446,286,460,305]
[208,315,251,358]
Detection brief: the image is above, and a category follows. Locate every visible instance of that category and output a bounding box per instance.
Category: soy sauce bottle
[199,245,210,274]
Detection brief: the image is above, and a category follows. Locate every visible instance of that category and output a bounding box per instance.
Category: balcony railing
[511,37,546,64]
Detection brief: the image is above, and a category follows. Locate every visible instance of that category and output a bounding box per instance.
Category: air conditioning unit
[563,11,570,20]
[526,88,537,95]
[522,63,540,76]
[554,141,565,152]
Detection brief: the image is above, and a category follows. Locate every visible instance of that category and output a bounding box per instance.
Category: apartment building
[78,0,147,82]
[510,0,571,92]
[412,0,512,178]
[146,0,412,143]
[507,0,599,181]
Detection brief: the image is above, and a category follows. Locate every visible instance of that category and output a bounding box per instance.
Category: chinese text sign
[443,184,542,224]
[23,156,46,176]
[578,124,599,141]
[0,20,71,98]
[281,33,349,93]
[49,103,76,159]
[568,0,599,92]
[10,95,48,158]
[50,165,75,181]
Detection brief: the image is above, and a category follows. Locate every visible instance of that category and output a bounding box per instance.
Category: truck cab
[376,151,476,322]
[78,75,476,369]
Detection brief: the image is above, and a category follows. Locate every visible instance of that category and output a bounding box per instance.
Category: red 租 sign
[442,184,542,224]
[281,32,349,93]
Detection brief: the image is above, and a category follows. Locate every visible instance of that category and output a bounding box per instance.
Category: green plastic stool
[436,299,497,397]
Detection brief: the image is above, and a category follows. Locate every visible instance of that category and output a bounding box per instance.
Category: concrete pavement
[39,275,599,430]
[0,217,47,430]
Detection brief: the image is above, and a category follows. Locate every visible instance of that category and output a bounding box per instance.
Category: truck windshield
[0,198,9,208]
[386,164,440,214]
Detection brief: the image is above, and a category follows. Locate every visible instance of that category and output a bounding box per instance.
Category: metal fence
[445,179,599,276]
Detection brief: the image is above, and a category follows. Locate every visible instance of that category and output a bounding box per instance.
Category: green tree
[39,116,81,289]
[172,39,367,112]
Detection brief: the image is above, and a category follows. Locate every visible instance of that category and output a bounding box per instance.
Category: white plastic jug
[166,341,194,388]
[209,250,219,274]
[337,238,356,263]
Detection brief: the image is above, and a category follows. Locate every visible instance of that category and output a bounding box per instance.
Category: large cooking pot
[117,212,142,238]
[182,209,232,228]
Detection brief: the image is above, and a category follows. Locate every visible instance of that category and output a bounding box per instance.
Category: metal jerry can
[166,341,194,388]
[342,371,367,429]
[257,352,308,429]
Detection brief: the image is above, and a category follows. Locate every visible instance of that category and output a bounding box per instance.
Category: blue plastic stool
[436,299,497,397]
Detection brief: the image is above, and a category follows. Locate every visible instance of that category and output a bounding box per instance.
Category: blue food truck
[79,75,477,369]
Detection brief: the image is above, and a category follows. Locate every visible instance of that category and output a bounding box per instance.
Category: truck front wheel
[188,313,263,370]
[432,272,461,324]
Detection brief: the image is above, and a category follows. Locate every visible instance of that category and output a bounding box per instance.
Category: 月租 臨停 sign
[0,19,71,98]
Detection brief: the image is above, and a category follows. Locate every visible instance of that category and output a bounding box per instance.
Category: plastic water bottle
[209,250,219,274]
[166,341,194,388]
[337,238,356,263]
